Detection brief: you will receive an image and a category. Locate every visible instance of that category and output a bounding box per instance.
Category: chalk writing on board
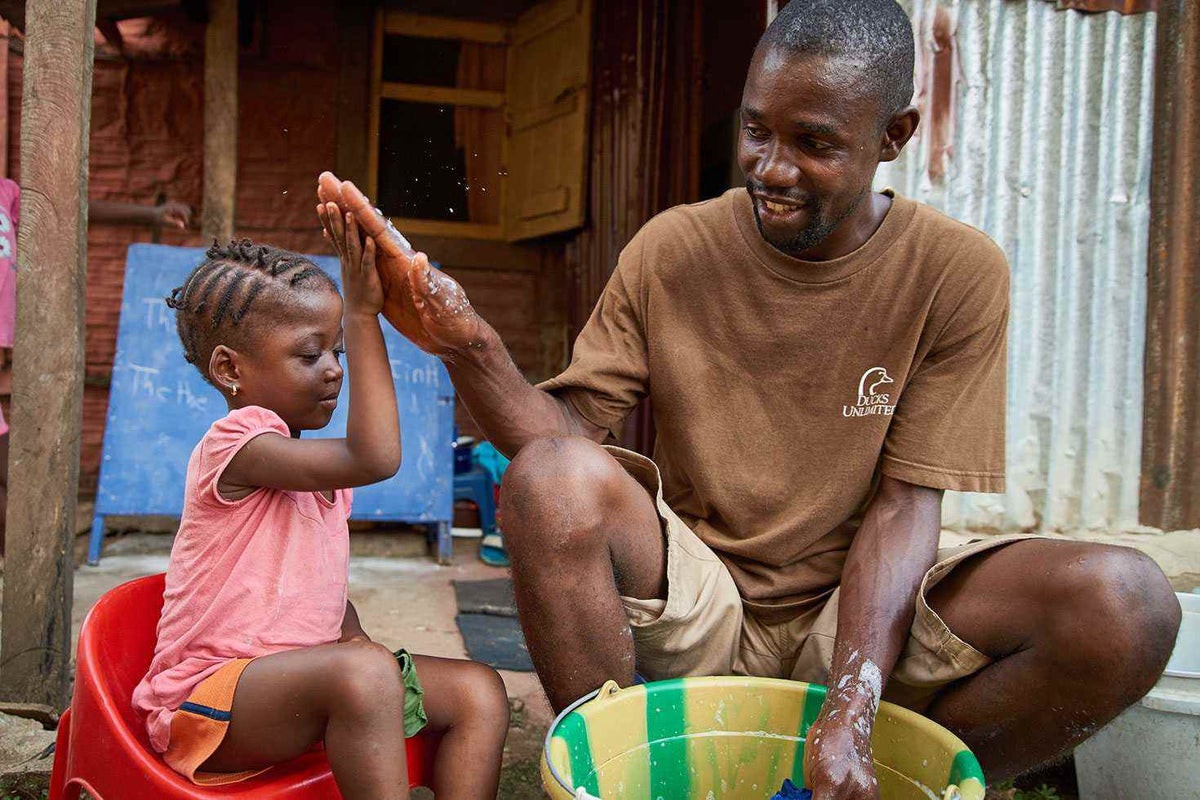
[142,297,175,334]
[127,364,210,412]
[391,359,441,389]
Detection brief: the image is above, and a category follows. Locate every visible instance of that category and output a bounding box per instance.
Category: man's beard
[747,180,864,258]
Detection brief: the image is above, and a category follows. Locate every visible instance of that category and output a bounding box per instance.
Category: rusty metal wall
[878,0,1158,531]
[1140,0,1200,531]
[565,0,702,453]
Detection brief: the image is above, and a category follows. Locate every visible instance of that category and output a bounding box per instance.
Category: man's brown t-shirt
[540,188,1008,624]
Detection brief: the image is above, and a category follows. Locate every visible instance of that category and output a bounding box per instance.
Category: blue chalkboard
[90,243,454,563]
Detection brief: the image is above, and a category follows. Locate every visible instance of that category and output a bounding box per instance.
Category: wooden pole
[202,0,237,241]
[0,0,97,715]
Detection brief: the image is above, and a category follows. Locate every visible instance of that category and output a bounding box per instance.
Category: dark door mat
[455,613,533,672]
[453,578,518,617]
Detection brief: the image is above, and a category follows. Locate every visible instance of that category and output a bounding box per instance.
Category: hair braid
[165,238,338,386]
[210,269,253,328]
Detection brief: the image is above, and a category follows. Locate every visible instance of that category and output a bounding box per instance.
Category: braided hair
[166,239,338,387]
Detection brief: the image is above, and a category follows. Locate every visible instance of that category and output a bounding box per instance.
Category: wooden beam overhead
[380,82,504,109]
[384,11,507,44]
[390,217,503,241]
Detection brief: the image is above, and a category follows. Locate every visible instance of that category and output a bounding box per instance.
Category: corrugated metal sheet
[877,0,1157,531]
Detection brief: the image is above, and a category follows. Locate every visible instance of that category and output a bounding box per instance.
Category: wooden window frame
[368,10,509,241]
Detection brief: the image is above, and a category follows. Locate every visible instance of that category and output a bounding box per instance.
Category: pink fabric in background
[132,405,353,752]
[0,178,19,349]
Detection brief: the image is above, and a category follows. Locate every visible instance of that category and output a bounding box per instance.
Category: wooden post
[0,0,97,715]
[202,0,237,241]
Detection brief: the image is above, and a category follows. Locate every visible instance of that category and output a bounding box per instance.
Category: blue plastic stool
[454,467,497,537]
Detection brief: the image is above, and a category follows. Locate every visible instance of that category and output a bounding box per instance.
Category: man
[319,0,1180,794]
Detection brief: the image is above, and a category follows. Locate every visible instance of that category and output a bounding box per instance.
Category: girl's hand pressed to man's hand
[316,172,485,358]
[318,201,384,318]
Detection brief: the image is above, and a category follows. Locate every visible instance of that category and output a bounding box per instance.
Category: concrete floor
[2,524,1198,798]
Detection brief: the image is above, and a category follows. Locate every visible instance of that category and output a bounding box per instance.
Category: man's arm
[805,475,943,800]
[444,322,607,457]
[90,200,191,229]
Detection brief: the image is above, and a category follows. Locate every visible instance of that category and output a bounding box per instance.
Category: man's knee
[1047,545,1180,691]
[503,436,623,506]
[501,436,629,555]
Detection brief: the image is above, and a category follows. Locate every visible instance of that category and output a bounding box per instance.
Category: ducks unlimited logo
[843,367,896,418]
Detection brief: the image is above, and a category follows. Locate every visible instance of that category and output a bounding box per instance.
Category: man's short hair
[760,0,916,121]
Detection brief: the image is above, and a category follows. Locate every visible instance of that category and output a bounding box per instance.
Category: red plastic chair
[49,573,440,799]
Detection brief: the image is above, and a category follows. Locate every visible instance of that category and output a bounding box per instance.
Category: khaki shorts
[607,446,1040,711]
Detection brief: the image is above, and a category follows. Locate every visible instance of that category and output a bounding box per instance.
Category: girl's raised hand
[318,202,383,317]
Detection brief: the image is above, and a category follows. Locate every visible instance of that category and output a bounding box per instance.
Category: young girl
[132,206,509,799]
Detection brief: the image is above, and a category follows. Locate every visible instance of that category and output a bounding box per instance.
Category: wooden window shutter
[503,0,592,241]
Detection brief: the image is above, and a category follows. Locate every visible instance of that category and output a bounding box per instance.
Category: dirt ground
[2,521,1197,799]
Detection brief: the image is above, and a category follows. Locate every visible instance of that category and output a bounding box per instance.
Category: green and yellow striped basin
[541,677,985,800]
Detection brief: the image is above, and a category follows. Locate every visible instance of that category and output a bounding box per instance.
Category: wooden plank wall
[563,0,703,453]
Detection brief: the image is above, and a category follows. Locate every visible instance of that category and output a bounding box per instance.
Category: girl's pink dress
[0,178,19,436]
[132,405,352,753]
[0,177,18,350]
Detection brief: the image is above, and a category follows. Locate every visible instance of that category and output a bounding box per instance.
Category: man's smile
[754,193,807,223]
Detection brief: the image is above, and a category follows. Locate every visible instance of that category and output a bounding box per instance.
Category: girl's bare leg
[413,655,509,799]
[203,640,410,800]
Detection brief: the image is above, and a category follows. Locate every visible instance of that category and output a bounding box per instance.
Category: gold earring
[231,384,239,396]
